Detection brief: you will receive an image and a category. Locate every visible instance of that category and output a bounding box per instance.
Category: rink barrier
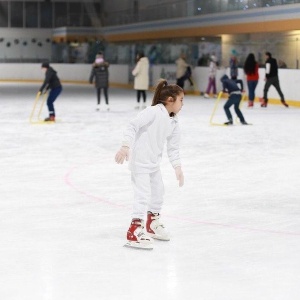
[1,78,300,108]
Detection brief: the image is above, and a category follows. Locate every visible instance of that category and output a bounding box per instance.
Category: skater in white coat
[115,79,185,250]
[132,52,149,109]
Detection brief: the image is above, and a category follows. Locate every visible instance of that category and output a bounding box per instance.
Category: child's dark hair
[151,79,183,116]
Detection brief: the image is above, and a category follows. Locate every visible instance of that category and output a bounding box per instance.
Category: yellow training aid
[29,92,52,124]
[209,91,226,126]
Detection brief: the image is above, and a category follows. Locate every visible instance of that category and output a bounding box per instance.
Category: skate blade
[148,233,170,241]
[210,122,253,126]
[30,121,56,125]
[123,241,153,250]
[30,119,61,124]
[210,122,228,127]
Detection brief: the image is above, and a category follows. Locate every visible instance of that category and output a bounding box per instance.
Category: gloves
[115,146,129,164]
[175,166,184,187]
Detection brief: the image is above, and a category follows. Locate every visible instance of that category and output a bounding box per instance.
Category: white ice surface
[1,82,300,300]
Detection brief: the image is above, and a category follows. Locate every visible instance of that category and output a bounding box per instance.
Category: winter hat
[95,57,104,64]
[210,55,217,62]
[41,62,49,68]
[95,53,104,64]
[231,49,238,56]
[220,74,229,82]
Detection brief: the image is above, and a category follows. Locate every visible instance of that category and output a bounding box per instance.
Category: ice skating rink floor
[1,82,300,300]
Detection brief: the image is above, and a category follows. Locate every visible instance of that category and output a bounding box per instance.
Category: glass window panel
[25,2,38,28]
[69,2,82,26]
[82,4,92,27]
[54,2,67,27]
[11,2,23,27]
[40,2,53,28]
[94,3,101,18]
[0,2,8,27]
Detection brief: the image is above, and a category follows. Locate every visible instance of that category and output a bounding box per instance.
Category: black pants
[97,87,109,105]
[224,93,245,123]
[263,76,284,103]
[137,90,146,103]
[177,76,193,89]
[176,77,184,89]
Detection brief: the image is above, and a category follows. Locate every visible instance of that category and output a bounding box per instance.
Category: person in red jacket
[243,53,259,108]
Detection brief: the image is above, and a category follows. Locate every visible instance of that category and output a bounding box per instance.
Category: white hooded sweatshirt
[122,104,181,173]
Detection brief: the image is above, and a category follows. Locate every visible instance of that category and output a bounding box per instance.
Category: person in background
[182,66,194,87]
[229,49,239,80]
[220,74,248,125]
[89,52,110,111]
[204,54,218,98]
[39,62,63,122]
[243,53,259,107]
[278,59,287,69]
[132,51,149,109]
[262,52,288,108]
[115,79,184,250]
[175,53,189,89]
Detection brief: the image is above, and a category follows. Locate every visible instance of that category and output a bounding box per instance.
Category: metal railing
[102,0,300,26]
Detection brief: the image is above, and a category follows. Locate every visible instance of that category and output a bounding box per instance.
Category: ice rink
[1,82,300,300]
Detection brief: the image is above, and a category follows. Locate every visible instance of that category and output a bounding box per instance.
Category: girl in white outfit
[115,79,184,250]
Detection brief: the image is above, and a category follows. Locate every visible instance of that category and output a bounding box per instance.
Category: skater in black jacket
[89,52,110,111]
[39,62,62,122]
[220,74,248,125]
[262,52,288,108]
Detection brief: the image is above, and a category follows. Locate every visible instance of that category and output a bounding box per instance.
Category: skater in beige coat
[175,53,189,89]
[132,52,149,109]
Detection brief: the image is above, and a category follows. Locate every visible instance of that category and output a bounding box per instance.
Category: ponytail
[151,79,183,107]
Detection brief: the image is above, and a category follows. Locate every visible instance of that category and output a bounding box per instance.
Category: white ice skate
[124,219,153,250]
[146,212,170,241]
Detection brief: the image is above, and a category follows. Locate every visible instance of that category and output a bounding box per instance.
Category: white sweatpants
[131,169,165,220]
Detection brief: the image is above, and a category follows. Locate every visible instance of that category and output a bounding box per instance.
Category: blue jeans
[224,93,245,122]
[247,80,258,101]
[47,86,62,116]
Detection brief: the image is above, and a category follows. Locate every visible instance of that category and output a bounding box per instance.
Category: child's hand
[115,146,129,164]
[175,166,184,187]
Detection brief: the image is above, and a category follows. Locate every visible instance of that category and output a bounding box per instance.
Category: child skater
[220,74,248,125]
[39,62,63,122]
[89,52,110,111]
[115,79,185,250]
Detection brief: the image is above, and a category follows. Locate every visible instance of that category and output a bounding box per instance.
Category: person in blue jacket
[220,74,248,125]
